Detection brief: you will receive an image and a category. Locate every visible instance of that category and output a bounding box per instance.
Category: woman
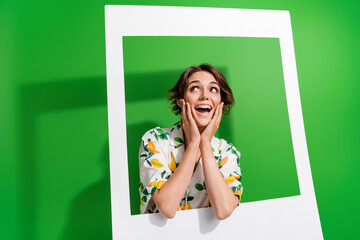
[138,64,242,220]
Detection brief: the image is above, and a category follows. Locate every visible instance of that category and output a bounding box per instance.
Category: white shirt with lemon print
[139,121,243,214]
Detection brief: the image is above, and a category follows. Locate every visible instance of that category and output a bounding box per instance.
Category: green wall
[1,0,359,239]
[123,36,300,214]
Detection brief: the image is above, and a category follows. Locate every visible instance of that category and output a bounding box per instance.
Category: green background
[123,36,299,215]
[1,0,359,239]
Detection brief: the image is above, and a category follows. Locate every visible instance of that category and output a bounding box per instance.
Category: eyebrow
[188,80,219,86]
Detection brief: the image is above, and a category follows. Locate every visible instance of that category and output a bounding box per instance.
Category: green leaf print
[195,183,204,191]
[187,196,194,201]
[158,133,168,140]
[139,182,145,192]
[174,137,183,143]
[150,130,159,140]
[146,160,152,166]
[231,148,238,157]
[165,175,171,180]
[226,146,231,152]
[140,153,147,158]
[143,188,149,196]
[151,187,157,195]
[143,144,149,153]
[161,170,166,179]
[142,196,147,203]
[157,128,165,135]
[231,186,237,193]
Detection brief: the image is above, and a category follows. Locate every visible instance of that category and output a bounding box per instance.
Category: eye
[210,87,219,93]
[190,86,199,92]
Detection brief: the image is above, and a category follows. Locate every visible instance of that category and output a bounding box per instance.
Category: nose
[199,89,209,100]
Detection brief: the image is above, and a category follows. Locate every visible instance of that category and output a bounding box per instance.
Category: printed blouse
[139,121,243,214]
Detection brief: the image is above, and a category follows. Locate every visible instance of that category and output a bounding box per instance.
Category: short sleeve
[217,140,243,202]
[138,128,173,214]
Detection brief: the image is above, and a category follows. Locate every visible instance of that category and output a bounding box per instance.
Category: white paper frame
[105,5,323,240]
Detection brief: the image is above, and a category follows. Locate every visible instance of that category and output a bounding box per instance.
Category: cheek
[184,93,196,105]
[211,95,221,105]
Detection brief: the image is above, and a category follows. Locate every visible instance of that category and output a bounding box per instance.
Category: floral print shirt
[139,121,243,214]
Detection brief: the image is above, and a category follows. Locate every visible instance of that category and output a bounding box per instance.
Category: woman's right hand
[180,99,200,147]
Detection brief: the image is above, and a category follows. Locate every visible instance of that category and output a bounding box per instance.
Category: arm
[152,143,198,218]
[199,103,239,220]
[152,100,200,218]
[200,141,239,220]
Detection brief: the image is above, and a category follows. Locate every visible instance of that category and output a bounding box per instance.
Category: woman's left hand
[200,102,224,143]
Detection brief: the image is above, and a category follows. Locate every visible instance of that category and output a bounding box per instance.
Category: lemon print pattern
[225,175,240,184]
[181,202,191,210]
[148,181,156,187]
[219,156,228,166]
[169,151,176,172]
[148,141,160,154]
[138,122,242,214]
[156,180,165,189]
[151,159,163,168]
[235,190,241,198]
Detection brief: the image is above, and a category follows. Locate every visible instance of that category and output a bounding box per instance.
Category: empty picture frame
[105,5,323,240]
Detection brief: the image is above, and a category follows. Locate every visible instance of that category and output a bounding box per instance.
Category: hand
[180,99,201,147]
[201,102,224,144]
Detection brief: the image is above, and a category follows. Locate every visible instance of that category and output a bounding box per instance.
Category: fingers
[180,99,188,126]
[207,102,223,130]
[210,103,221,123]
[188,103,197,125]
[216,102,224,125]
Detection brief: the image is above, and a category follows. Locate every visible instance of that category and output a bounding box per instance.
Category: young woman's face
[181,71,222,128]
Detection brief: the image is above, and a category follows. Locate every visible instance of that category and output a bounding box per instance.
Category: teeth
[196,105,211,110]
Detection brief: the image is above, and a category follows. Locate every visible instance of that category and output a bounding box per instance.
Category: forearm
[200,141,238,220]
[152,143,199,218]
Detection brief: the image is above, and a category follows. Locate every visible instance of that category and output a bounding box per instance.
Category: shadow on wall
[18,77,111,240]
[60,142,112,240]
[17,69,233,240]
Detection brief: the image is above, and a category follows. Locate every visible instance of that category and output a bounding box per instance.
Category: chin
[195,118,211,128]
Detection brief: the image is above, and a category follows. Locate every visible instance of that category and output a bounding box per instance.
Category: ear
[176,99,181,108]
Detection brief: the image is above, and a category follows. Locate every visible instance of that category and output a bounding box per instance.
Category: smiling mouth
[195,105,212,113]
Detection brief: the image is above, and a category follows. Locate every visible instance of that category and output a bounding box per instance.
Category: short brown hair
[169,64,234,115]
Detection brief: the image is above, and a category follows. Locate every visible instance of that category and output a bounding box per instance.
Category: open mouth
[195,104,212,113]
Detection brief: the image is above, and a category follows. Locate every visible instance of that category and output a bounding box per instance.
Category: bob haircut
[169,64,235,115]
